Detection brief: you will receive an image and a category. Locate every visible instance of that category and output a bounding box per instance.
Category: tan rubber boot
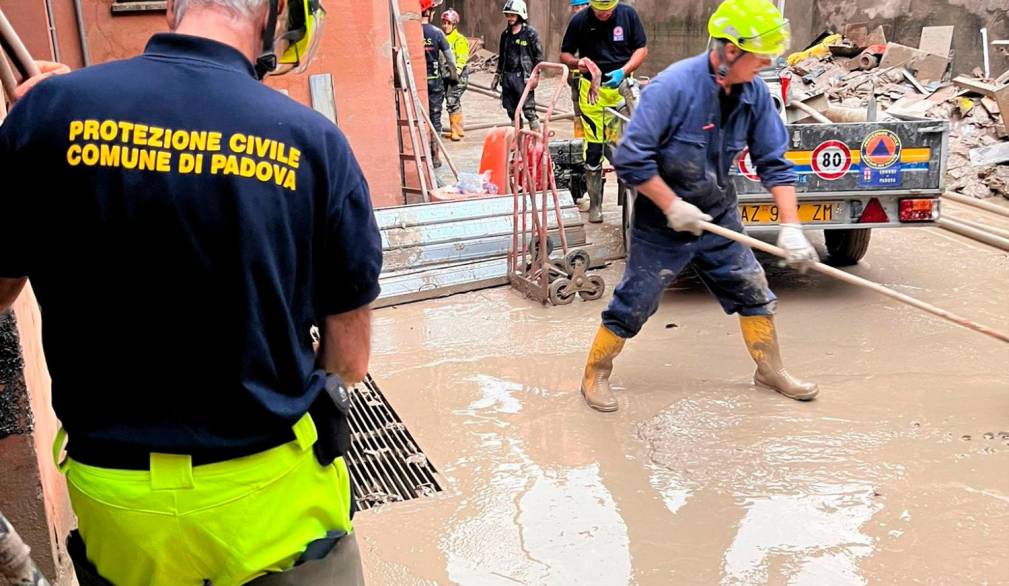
[739,315,819,401]
[573,119,585,139]
[580,325,626,412]
[449,113,463,141]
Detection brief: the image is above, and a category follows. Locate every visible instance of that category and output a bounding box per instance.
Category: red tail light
[899,198,938,222]
[858,198,889,223]
[779,73,791,106]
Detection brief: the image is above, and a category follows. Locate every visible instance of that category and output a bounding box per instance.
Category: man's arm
[530,28,544,66]
[0,62,70,312]
[317,305,371,384]
[621,47,648,77]
[769,185,800,224]
[0,278,27,313]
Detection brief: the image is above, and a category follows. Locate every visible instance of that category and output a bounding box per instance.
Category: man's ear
[166,0,178,30]
[724,42,743,61]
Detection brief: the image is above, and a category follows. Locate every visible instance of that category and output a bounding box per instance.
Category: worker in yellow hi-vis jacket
[441,8,470,141]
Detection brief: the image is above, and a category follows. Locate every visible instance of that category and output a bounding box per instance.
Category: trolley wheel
[578,275,606,301]
[563,250,591,274]
[548,278,576,305]
[528,236,554,261]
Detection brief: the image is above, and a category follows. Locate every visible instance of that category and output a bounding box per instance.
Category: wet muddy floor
[359,74,1009,584]
[357,221,1009,584]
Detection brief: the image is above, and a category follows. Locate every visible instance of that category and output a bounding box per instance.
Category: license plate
[739,202,839,225]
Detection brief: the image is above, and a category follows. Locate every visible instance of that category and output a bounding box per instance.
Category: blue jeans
[603,208,776,339]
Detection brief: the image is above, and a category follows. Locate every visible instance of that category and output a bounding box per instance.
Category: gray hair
[172,0,270,23]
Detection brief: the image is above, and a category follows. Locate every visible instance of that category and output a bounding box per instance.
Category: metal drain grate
[346,374,442,510]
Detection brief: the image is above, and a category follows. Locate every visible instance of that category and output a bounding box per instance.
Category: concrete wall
[445,0,1006,77]
[0,289,75,585]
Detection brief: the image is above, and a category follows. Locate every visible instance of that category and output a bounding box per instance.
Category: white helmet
[502,0,528,20]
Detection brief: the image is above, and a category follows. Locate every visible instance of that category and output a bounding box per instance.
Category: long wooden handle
[698,220,1009,345]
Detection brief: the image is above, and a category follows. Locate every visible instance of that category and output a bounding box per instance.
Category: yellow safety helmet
[257,0,327,78]
[708,0,790,57]
[589,0,618,10]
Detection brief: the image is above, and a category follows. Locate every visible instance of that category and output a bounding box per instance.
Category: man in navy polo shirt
[0,0,380,583]
[560,0,648,223]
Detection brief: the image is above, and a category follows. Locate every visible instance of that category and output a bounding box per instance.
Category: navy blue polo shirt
[561,4,647,76]
[0,34,383,464]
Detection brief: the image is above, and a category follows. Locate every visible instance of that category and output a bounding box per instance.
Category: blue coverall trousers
[602,207,777,339]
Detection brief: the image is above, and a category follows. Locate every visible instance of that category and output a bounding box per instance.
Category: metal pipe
[466,81,572,115]
[0,512,51,585]
[942,191,1009,218]
[937,217,1009,251]
[787,100,832,123]
[43,0,60,63]
[0,8,41,78]
[73,0,91,67]
[0,52,17,103]
[942,215,1009,241]
[464,112,574,132]
[417,105,460,181]
[699,219,1009,345]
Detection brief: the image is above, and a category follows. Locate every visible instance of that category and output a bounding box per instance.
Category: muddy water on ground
[358,213,1009,584]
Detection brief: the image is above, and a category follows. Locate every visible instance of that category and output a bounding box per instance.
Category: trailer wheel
[825,228,872,266]
[621,185,636,255]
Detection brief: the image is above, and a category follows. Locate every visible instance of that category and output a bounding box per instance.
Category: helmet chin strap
[255,0,280,80]
[715,43,740,87]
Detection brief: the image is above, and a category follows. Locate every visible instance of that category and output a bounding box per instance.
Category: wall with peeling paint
[1,0,417,207]
[448,0,1006,77]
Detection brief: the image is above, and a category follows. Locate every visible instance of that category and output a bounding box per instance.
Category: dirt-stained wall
[813,0,1009,79]
[447,0,1006,77]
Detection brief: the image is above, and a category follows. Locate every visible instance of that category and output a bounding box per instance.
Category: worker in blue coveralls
[421,0,457,169]
[0,0,381,583]
[578,0,821,412]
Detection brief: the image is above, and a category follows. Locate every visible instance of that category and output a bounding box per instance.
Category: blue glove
[602,68,625,89]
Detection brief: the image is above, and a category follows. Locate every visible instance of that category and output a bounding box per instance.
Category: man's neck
[708,50,735,94]
[511,23,522,34]
[174,8,261,63]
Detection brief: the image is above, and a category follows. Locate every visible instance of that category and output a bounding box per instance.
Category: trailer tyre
[825,228,872,266]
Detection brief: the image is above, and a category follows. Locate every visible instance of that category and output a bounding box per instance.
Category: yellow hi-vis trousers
[54,414,354,585]
[577,77,624,145]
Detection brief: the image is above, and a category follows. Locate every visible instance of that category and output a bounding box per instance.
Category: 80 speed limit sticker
[810,140,852,180]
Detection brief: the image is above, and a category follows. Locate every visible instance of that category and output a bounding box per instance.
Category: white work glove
[777,223,819,273]
[664,198,712,236]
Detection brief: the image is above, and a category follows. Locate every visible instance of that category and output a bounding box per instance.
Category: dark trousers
[501,71,537,125]
[602,207,777,339]
[428,77,445,134]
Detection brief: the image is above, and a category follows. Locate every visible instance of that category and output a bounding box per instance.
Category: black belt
[67,431,296,471]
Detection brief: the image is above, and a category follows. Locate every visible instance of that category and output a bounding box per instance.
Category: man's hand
[777,224,818,273]
[602,68,625,89]
[663,198,712,236]
[490,73,501,92]
[14,61,70,102]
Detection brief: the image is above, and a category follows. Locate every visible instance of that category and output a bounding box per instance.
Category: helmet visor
[737,20,791,56]
[273,1,326,75]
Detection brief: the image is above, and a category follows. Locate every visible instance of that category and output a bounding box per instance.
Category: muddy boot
[580,325,626,412]
[739,315,819,401]
[585,164,603,224]
[450,113,464,141]
[573,119,584,139]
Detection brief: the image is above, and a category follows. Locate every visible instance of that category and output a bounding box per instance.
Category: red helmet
[419,0,442,12]
[441,9,460,25]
